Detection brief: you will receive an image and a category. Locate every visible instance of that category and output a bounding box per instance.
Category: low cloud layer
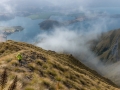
[0,33,6,42]
[36,29,120,86]
[1,0,120,86]
[36,27,101,67]
[10,0,120,7]
[0,0,120,13]
[36,16,120,86]
[36,21,104,65]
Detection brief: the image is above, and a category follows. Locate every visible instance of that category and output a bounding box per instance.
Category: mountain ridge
[0,40,119,90]
[91,29,120,63]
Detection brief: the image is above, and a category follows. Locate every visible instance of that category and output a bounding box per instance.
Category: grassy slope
[0,40,119,90]
[92,29,120,63]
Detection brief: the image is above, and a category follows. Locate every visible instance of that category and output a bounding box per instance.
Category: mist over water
[0,17,44,42]
[35,11,120,85]
[1,14,120,43]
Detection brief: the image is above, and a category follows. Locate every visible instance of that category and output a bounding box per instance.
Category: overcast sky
[0,0,120,13]
[2,0,120,7]
[11,0,120,7]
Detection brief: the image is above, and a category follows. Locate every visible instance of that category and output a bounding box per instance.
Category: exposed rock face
[91,29,120,63]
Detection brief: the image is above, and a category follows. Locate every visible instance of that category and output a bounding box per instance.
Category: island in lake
[39,14,120,30]
[0,26,24,41]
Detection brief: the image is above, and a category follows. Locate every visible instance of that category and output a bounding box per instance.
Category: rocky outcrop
[91,29,120,63]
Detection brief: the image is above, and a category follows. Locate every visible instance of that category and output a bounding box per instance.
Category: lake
[0,17,44,43]
[0,8,120,43]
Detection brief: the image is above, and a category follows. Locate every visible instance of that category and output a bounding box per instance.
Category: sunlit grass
[0,40,118,90]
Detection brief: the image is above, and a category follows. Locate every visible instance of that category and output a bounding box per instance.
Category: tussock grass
[25,87,34,90]
[8,76,17,90]
[0,69,18,90]
[0,68,8,90]
[0,40,118,90]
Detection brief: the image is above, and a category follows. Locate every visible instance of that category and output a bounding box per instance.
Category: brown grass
[0,68,8,90]
[0,40,118,90]
[8,76,17,90]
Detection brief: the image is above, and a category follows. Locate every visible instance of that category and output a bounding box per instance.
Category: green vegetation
[28,14,50,20]
[27,12,63,20]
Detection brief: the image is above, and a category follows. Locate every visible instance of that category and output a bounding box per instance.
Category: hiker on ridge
[16,53,22,66]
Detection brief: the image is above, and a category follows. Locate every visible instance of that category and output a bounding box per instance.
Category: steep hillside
[0,40,119,90]
[92,29,120,63]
